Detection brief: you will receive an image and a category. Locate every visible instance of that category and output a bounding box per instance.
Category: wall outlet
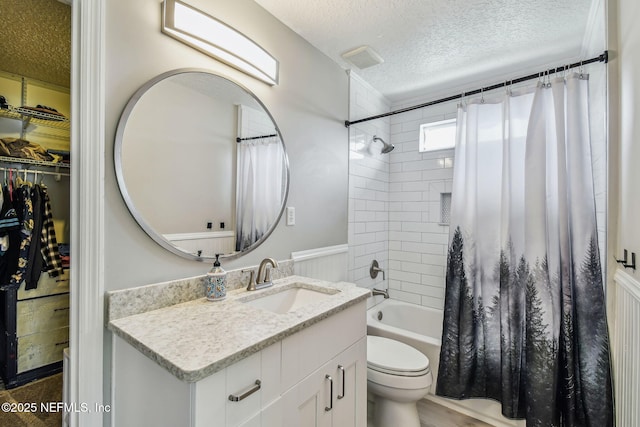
[220,222,225,229]
[206,222,212,229]
[286,207,295,226]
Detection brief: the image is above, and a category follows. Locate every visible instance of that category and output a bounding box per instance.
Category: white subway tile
[388,201,403,212]
[389,211,421,222]
[367,241,387,255]
[402,160,432,172]
[389,163,403,173]
[354,199,367,211]
[389,289,422,304]
[389,231,422,243]
[401,201,429,212]
[389,250,422,263]
[421,253,447,266]
[367,179,388,192]
[402,222,445,233]
[366,200,386,211]
[354,254,374,269]
[389,182,403,192]
[421,274,445,287]
[390,150,419,164]
[354,211,376,222]
[420,295,444,310]
[401,118,424,133]
[388,279,402,290]
[366,220,386,232]
[353,244,368,257]
[353,222,366,234]
[401,261,443,276]
[389,191,422,202]
[390,108,422,124]
[402,181,426,192]
[421,232,449,245]
[389,221,402,232]
[401,282,444,299]
[389,241,402,251]
[402,241,446,255]
[421,168,454,181]
[391,171,422,182]
[375,231,389,242]
[392,269,421,283]
[353,232,377,246]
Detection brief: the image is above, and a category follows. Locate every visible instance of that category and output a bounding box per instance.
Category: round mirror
[114,69,289,261]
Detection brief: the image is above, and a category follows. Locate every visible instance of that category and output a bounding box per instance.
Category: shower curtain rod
[236,134,278,143]
[344,50,609,128]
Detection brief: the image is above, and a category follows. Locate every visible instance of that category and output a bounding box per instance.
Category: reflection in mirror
[114,69,289,261]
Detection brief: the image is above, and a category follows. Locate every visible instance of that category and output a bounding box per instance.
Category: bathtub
[366,299,524,427]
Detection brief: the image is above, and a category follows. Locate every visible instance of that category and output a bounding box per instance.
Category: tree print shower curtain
[436,74,614,426]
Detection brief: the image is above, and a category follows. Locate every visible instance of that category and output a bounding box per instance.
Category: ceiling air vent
[341,45,384,69]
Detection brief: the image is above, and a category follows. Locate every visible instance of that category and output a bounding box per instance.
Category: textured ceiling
[255,0,597,102]
[0,0,71,88]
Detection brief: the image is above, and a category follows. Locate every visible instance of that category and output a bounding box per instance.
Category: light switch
[286,207,295,226]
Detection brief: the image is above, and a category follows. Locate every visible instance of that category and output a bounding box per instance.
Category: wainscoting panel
[291,245,349,282]
[613,269,640,427]
[163,231,235,257]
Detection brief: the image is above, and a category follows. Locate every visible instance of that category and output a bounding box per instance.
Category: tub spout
[372,288,389,299]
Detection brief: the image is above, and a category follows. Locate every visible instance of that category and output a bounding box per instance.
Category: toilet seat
[367,335,430,377]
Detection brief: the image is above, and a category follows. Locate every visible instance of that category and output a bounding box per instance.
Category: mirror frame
[114,68,290,261]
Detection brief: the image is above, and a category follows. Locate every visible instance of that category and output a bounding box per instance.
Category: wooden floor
[417,399,495,427]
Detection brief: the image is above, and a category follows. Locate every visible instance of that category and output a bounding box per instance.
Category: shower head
[372,135,395,154]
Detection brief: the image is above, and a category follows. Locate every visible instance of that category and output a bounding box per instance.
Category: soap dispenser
[206,254,227,301]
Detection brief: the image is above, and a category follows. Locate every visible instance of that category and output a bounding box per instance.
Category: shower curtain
[235,136,284,251]
[436,74,614,426]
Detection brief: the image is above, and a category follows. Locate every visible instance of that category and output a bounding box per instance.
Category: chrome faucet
[372,288,389,299]
[248,257,278,291]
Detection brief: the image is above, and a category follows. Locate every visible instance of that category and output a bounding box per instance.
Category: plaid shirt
[40,187,64,277]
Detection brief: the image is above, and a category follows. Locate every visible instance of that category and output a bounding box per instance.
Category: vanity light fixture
[161,0,279,85]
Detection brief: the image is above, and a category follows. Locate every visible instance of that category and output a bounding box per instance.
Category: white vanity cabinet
[280,301,367,427]
[281,337,366,427]
[113,335,282,427]
[191,342,282,426]
[112,300,367,427]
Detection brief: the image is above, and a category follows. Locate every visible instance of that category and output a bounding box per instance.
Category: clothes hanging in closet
[0,179,64,291]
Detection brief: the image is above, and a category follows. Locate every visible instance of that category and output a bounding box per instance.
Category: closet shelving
[0,107,70,142]
[0,156,69,169]
[0,71,71,388]
[0,71,71,143]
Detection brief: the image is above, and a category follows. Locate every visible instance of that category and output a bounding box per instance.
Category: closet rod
[0,167,70,178]
[236,133,278,143]
[344,50,609,128]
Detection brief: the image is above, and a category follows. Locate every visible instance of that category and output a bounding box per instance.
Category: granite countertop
[107,275,370,383]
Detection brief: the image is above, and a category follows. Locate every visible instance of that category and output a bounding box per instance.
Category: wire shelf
[0,107,70,130]
[0,156,70,169]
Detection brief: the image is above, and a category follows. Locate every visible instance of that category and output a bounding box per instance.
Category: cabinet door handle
[228,379,261,402]
[324,374,333,412]
[337,365,345,399]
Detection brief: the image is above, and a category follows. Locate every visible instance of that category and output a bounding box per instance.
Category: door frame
[69,0,105,425]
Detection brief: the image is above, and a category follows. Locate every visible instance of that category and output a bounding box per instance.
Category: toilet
[367,335,432,427]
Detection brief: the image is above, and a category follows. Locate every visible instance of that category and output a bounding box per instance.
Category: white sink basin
[240,283,339,314]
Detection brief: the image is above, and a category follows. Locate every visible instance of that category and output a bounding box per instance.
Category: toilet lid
[367,335,430,377]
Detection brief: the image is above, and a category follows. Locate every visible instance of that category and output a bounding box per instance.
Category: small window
[419,118,456,152]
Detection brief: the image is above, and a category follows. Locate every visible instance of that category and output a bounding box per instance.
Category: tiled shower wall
[347,72,391,298]
[387,102,457,309]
